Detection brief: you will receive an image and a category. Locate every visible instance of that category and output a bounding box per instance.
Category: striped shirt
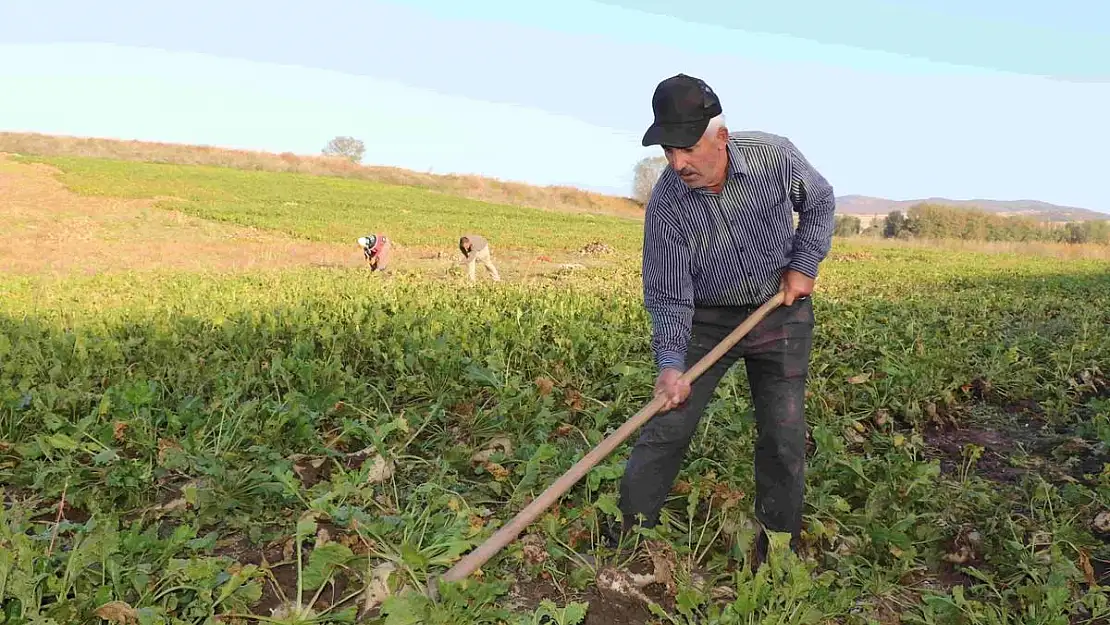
[642,130,836,372]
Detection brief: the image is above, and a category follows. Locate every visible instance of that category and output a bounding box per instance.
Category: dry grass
[0,131,644,219]
[848,234,1110,261]
[0,155,363,275]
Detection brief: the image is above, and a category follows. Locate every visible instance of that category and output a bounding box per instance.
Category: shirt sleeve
[784,141,836,279]
[642,197,695,373]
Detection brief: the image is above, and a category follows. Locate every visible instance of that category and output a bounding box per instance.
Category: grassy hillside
[0,131,644,218]
[15,155,643,254]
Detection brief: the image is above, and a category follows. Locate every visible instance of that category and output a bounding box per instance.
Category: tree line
[833,203,1110,245]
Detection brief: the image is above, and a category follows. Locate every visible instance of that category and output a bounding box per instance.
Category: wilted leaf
[153,497,187,514]
[646,540,676,595]
[520,533,548,567]
[470,436,513,465]
[847,372,871,384]
[844,428,866,445]
[362,561,399,614]
[95,601,138,624]
[564,390,585,411]
[535,377,555,396]
[943,545,972,564]
[1093,510,1110,534]
[484,462,510,481]
[873,410,890,427]
[1080,549,1097,586]
[367,455,395,484]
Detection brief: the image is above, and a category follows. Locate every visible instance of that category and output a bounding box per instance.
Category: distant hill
[836,195,1110,223]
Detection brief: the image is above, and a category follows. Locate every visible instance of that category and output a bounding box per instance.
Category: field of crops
[17,156,642,255]
[3,155,1110,624]
[2,245,1110,624]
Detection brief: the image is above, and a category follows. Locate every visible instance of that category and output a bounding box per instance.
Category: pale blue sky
[1,0,1108,211]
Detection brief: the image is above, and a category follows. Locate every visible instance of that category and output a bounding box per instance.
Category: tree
[322,136,365,163]
[631,156,669,205]
[883,210,906,238]
[833,215,861,237]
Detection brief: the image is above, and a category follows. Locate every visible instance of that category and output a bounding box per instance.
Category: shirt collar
[726,139,749,178]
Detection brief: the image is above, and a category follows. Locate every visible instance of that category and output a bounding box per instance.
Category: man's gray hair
[704,113,727,137]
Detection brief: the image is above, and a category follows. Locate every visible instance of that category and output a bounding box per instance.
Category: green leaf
[296,514,319,537]
[96,394,112,417]
[380,594,429,625]
[399,542,429,570]
[45,433,79,452]
[594,494,621,522]
[301,543,354,590]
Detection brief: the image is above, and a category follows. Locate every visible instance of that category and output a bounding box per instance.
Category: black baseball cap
[641,73,723,148]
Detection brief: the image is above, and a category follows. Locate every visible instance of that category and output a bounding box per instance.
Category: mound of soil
[578,241,614,255]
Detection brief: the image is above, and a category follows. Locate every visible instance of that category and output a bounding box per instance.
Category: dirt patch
[582,588,656,625]
[210,525,366,617]
[511,577,655,625]
[30,500,91,525]
[925,426,1033,483]
[922,403,1110,485]
[578,241,615,256]
[508,543,694,625]
[0,154,360,275]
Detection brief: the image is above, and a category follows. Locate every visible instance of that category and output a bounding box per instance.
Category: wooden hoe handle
[437,291,786,585]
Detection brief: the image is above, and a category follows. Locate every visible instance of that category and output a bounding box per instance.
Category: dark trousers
[618,297,815,544]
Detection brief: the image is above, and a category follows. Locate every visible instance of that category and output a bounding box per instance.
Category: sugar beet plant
[2,245,1110,624]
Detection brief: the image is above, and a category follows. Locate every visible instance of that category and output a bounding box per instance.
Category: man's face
[663,127,728,189]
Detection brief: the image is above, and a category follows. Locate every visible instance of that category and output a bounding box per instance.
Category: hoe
[424,291,785,600]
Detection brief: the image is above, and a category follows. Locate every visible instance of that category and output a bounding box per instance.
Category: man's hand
[780,269,815,306]
[654,368,691,412]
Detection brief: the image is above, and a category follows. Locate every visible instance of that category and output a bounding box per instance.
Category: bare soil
[511,576,657,625]
[0,155,363,275]
[922,402,1110,486]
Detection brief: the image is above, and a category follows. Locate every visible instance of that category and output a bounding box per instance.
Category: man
[357,233,392,271]
[615,73,836,567]
[458,234,501,282]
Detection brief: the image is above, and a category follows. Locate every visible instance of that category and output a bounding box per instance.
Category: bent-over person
[358,233,392,272]
[459,234,501,282]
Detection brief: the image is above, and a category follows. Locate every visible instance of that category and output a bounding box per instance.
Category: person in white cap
[357,233,392,271]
